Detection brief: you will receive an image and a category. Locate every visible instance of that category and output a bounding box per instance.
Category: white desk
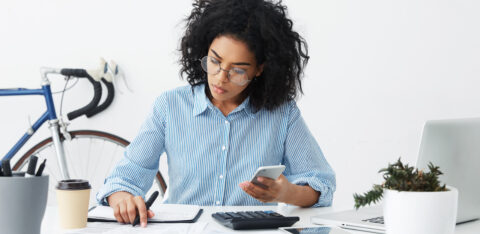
[42,205,480,234]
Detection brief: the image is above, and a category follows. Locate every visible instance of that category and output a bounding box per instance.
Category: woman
[97,0,335,227]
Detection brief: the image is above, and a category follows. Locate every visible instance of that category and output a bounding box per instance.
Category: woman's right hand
[107,191,155,227]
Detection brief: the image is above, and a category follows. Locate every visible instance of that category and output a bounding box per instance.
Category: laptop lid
[416,118,480,223]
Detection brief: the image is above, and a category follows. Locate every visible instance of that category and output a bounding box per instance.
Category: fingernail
[257,177,263,182]
[141,222,146,227]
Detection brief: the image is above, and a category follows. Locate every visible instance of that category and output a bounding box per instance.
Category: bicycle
[0,64,167,207]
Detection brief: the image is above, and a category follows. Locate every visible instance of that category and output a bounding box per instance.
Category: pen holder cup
[0,172,48,234]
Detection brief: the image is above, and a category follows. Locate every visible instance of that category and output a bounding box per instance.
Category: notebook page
[89,204,201,221]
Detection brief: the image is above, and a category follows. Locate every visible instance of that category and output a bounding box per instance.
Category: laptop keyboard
[362,216,384,224]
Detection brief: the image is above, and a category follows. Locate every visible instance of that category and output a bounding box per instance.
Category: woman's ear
[255,64,264,77]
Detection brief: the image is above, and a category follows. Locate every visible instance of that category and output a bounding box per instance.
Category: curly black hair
[180,0,309,111]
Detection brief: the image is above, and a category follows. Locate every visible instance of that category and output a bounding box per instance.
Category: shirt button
[219,175,224,179]
[222,145,226,151]
[225,120,229,124]
[216,201,220,205]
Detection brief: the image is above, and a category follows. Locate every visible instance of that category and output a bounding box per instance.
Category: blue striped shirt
[97,84,335,207]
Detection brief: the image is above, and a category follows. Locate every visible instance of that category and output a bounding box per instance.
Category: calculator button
[254,211,268,217]
[247,211,263,218]
[238,212,255,219]
[216,212,232,219]
[269,212,283,217]
[225,212,243,219]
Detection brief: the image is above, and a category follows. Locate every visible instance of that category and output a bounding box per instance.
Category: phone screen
[282,226,351,234]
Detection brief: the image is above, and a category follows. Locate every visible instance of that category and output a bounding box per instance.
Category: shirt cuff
[96,177,149,206]
[290,178,335,208]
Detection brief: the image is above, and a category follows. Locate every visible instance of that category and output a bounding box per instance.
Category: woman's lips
[213,85,226,94]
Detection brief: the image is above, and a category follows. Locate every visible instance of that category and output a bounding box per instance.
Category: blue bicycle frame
[1,67,101,179]
[0,77,70,179]
[0,84,57,166]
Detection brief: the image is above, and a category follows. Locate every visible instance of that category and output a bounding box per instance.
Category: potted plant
[353,158,458,234]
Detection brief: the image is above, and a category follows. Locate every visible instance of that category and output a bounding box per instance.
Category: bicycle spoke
[104,144,121,179]
[92,139,106,179]
[85,138,93,177]
[45,166,60,205]
[45,166,60,184]
[64,143,80,179]
[40,148,61,181]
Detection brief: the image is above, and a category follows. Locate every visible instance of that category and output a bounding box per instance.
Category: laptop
[312,118,480,233]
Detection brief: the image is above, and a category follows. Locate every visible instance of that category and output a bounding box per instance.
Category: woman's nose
[217,67,229,83]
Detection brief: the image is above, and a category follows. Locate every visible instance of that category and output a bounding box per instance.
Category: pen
[25,155,38,177]
[1,159,12,177]
[36,159,47,176]
[132,191,159,227]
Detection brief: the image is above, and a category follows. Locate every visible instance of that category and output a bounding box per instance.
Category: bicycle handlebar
[60,69,102,120]
[39,66,116,120]
[85,78,115,117]
[59,68,91,79]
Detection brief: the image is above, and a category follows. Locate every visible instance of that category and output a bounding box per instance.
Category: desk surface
[42,205,480,234]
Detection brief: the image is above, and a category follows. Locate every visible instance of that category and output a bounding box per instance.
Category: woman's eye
[232,68,246,75]
[209,57,220,64]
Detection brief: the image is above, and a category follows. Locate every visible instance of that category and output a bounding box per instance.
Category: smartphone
[279,226,352,234]
[250,165,286,189]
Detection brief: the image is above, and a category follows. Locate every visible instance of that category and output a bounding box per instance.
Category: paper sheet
[63,222,208,234]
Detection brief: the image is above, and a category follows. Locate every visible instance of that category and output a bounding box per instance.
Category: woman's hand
[239,174,320,207]
[107,191,155,227]
[239,174,291,203]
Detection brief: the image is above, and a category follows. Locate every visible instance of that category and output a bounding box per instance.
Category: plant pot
[383,186,458,234]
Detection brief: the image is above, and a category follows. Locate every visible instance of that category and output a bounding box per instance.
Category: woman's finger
[133,196,149,227]
[257,177,275,187]
[147,210,155,218]
[243,182,275,201]
[113,203,125,223]
[244,186,260,199]
[247,182,270,197]
[126,198,138,224]
[119,201,130,223]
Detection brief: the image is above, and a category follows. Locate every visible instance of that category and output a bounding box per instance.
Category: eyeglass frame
[199,55,253,86]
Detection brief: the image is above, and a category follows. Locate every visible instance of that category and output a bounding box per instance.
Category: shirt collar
[192,83,256,118]
[192,84,209,116]
[234,96,255,118]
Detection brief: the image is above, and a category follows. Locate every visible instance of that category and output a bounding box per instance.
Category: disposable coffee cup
[56,179,91,229]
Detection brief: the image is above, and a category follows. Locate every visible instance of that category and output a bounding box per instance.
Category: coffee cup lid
[56,179,91,190]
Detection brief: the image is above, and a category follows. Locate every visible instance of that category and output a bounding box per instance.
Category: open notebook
[88,204,203,223]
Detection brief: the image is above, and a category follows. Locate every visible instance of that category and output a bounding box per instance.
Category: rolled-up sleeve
[96,94,168,205]
[282,101,336,207]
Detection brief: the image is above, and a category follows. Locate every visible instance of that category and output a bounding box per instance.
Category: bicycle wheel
[12,130,167,207]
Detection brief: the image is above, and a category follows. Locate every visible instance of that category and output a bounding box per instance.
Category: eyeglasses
[200,56,251,86]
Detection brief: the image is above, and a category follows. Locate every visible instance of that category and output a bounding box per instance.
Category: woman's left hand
[239,174,292,203]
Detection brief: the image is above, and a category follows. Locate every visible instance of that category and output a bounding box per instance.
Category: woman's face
[206,35,263,105]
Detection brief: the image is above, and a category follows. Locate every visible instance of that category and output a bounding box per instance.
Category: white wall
[1,0,479,209]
